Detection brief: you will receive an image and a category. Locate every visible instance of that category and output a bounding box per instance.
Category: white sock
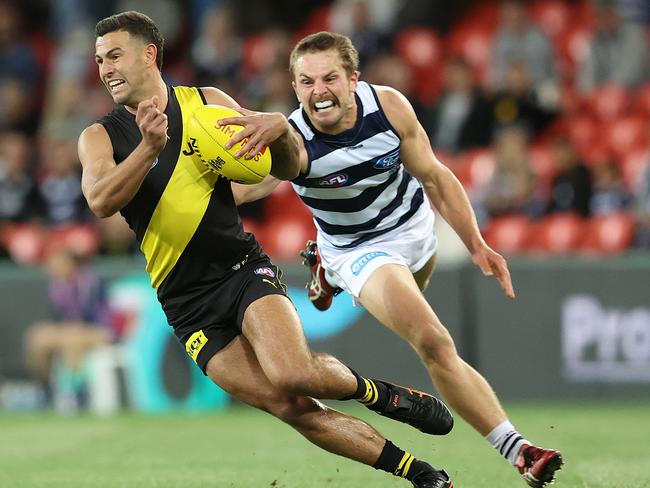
[485,420,530,466]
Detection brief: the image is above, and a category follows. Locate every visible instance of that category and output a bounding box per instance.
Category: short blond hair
[289,31,359,78]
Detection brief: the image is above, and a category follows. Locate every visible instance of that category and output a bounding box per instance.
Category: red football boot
[299,240,340,311]
[516,444,563,487]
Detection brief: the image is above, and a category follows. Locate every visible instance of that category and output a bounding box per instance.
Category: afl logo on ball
[254,267,275,278]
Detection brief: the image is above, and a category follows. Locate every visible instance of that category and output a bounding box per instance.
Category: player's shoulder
[78,122,113,163]
[370,84,417,135]
[79,122,110,144]
[196,86,240,109]
[372,84,412,112]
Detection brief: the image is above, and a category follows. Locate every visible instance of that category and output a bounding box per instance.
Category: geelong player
[78,12,454,488]
[229,31,563,488]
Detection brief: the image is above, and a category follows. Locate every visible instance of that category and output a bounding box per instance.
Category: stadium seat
[528,212,585,255]
[585,84,630,120]
[258,215,315,262]
[603,115,648,160]
[453,149,496,196]
[530,0,572,38]
[264,181,313,221]
[621,148,650,190]
[578,140,611,167]
[580,213,636,255]
[447,25,495,84]
[293,3,332,41]
[566,114,597,154]
[555,26,591,79]
[483,214,532,255]
[394,28,443,70]
[393,28,443,104]
[1,223,47,265]
[633,84,650,117]
[48,224,100,258]
[242,31,287,78]
[529,143,556,194]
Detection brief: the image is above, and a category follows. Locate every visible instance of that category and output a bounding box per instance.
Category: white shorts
[317,208,438,303]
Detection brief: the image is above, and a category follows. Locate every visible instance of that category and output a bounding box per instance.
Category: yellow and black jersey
[98,86,261,328]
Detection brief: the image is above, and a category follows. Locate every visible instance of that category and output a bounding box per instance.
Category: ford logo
[374,150,400,169]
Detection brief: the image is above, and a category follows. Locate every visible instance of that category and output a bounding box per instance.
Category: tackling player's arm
[201,87,303,180]
[78,96,167,218]
[377,85,515,299]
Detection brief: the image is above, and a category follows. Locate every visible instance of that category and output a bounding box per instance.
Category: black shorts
[174,253,289,373]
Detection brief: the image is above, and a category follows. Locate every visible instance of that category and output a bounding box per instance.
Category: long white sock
[485,420,530,466]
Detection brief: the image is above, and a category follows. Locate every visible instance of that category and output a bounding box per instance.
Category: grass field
[1,402,648,488]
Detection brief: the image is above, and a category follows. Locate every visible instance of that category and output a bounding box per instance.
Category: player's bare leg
[360,263,506,434]
[241,294,452,436]
[359,262,562,486]
[205,336,452,486]
[241,294,357,399]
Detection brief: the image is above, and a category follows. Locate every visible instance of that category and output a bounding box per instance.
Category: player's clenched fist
[136,95,168,153]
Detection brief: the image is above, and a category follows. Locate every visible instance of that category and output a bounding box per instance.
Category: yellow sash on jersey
[140,86,219,290]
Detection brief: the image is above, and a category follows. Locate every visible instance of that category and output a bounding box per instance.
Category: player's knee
[267,395,324,426]
[267,370,315,396]
[412,323,458,370]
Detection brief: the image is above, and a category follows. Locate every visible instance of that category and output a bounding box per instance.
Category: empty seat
[483,214,532,255]
[394,27,443,70]
[580,213,636,254]
[603,115,648,159]
[1,223,47,265]
[528,212,585,255]
[530,0,572,37]
[258,215,315,262]
[585,84,630,120]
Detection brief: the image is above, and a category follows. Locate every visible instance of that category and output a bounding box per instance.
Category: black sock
[340,368,388,410]
[373,440,430,481]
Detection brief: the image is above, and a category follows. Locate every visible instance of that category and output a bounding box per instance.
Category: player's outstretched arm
[377,85,515,299]
[78,96,168,218]
[218,108,303,181]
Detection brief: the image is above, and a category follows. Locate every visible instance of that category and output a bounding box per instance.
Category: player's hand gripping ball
[187,105,272,184]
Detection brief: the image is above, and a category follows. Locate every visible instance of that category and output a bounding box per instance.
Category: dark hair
[95,11,164,69]
[289,31,359,78]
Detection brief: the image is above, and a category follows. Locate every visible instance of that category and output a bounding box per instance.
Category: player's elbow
[87,195,117,219]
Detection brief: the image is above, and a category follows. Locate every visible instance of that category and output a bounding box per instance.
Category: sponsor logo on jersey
[374,149,400,170]
[351,251,390,276]
[185,329,208,362]
[318,173,349,188]
[182,137,198,156]
[254,266,276,278]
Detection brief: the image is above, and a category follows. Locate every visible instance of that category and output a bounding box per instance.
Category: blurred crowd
[1,0,650,265]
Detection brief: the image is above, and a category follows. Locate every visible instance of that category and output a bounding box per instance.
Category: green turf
[0,402,648,488]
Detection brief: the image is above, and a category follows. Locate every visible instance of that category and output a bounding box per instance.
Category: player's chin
[311,108,339,125]
[110,89,131,105]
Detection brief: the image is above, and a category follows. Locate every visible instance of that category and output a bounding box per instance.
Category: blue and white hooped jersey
[288,81,428,249]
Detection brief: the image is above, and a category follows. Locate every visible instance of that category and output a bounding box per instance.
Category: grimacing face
[292,49,359,134]
[95,30,153,107]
